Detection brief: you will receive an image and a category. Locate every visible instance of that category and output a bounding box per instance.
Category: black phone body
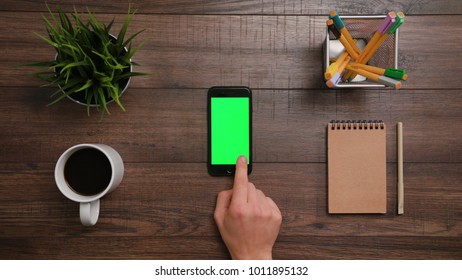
[207,86,252,176]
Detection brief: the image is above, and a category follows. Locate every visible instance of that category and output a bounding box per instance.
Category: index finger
[231,155,249,204]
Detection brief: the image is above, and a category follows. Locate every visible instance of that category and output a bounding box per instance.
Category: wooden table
[1,1,461,259]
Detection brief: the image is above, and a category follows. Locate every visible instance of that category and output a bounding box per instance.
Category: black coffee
[64,148,112,196]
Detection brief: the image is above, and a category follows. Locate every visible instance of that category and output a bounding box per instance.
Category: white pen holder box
[324,15,399,88]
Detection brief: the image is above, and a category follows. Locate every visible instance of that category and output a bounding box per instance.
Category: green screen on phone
[211,97,250,165]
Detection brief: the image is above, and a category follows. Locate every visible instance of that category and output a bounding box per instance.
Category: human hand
[214,156,282,260]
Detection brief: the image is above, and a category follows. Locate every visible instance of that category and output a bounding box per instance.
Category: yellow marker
[326,55,351,88]
[324,51,348,80]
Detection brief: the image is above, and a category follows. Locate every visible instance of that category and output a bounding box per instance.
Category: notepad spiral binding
[329,120,385,130]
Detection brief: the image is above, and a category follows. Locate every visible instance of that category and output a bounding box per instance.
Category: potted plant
[27,5,147,117]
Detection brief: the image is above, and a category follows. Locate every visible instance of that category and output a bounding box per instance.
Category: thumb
[214,190,233,223]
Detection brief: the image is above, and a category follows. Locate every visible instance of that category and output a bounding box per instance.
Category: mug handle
[79,200,100,226]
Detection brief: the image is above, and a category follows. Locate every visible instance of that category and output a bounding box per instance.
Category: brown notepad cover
[328,121,387,214]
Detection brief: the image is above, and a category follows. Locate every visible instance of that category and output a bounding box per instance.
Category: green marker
[360,12,405,67]
[384,68,408,80]
[348,63,408,81]
[387,12,405,34]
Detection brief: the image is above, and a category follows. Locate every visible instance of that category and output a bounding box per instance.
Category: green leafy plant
[27,4,147,116]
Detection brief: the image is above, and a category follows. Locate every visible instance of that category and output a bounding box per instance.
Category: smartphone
[207,86,252,176]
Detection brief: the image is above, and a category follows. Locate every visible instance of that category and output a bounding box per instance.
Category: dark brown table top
[1,1,461,259]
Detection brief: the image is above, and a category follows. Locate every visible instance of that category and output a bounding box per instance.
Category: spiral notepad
[327,120,387,214]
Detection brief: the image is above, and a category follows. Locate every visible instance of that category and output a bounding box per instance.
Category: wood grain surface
[2,0,462,15]
[3,14,462,90]
[0,1,461,259]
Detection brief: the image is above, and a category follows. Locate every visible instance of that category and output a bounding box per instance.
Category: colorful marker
[362,12,405,64]
[326,55,351,88]
[346,12,405,82]
[348,62,408,80]
[343,12,396,80]
[327,19,359,60]
[346,65,402,89]
[326,72,341,88]
[329,11,361,54]
[325,51,348,80]
[357,12,395,64]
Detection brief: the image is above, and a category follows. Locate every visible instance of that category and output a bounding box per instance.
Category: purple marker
[378,11,396,34]
[326,72,341,88]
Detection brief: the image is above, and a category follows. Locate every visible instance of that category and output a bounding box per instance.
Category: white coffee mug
[55,144,124,226]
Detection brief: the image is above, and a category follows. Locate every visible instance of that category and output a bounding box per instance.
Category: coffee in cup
[55,144,124,226]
